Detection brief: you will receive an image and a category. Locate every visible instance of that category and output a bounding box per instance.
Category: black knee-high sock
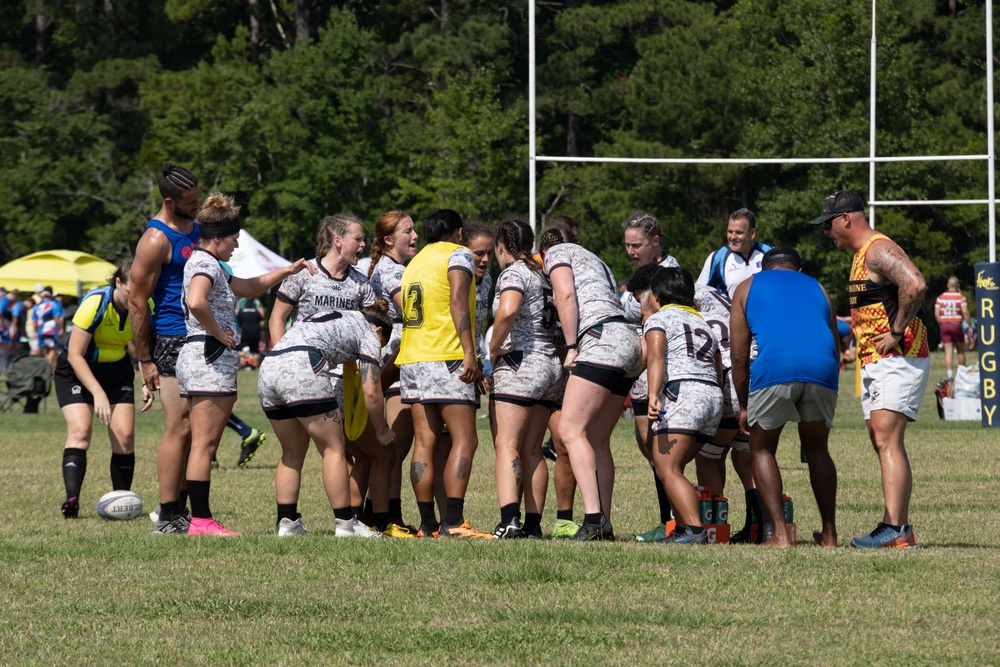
[62,448,87,500]
[655,471,672,523]
[110,453,135,490]
[444,498,464,526]
[178,489,189,511]
[389,498,403,519]
[187,480,212,519]
[227,413,252,439]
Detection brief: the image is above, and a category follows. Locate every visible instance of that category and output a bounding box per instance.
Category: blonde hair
[316,214,362,257]
[368,210,410,278]
[198,192,241,227]
[622,210,661,242]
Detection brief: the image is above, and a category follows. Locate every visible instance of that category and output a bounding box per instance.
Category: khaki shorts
[400,360,476,406]
[748,382,838,430]
[861,355,930,421]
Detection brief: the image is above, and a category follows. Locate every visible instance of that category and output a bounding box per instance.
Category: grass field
[1,353,998,666]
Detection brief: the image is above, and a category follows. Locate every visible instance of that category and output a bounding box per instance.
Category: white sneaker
[335,517,382,538]
[276,517,309,536]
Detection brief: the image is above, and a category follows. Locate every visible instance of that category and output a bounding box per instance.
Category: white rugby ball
[96,490,144,521]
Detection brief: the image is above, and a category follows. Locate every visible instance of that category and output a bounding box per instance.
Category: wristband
[140,358,153,364]
[565,343,578,350]
[890,329,906,338]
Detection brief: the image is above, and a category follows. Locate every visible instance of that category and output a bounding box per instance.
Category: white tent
[227,230,291,279]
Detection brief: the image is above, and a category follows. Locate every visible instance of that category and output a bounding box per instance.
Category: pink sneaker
[187,517,240,536]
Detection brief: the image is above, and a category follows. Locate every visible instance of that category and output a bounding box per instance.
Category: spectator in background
[235,295,265,369]
[697,208,773,299]
[934,276,974,380]
[32,289,64,368]
[0,287,11,373]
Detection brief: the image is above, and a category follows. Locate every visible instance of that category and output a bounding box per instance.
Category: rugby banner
[975,261,999,427]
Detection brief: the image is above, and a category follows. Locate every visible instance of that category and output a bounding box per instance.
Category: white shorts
[748,382,838,430]
[400,360,476,406]
[176,338,240,398]
[258,347,339,419]
[491,350,563,407]
[651,380,722,442]
[861,355,930,421]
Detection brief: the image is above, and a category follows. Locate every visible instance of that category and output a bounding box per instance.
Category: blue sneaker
[850,523,918,549]
[674,527,708,544]
[629,523,667,542]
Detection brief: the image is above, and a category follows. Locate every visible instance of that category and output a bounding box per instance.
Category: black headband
[200,220,241,239]
[365,314,389,332]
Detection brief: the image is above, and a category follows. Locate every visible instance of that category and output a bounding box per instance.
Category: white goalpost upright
[526,0,998,264]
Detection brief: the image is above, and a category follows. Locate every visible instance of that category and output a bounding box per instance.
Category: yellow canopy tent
[0,250,118,297]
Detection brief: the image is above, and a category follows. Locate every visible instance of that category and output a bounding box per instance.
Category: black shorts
[264,399,339,422]
[152,333,185,377]
[55,352,135,407]
[571,362,635,397]
[241,333,261,355]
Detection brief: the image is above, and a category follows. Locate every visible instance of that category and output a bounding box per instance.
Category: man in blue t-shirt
[730,247,840,548]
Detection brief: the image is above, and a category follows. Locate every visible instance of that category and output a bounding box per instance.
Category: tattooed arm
[866,239,926,356]
[448,267,478,383]
[359,358,394,445]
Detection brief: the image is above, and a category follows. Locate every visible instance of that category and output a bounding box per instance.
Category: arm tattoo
[869,243,926,328]
[458,312,471,337]
[410,461,426,484]
[360,360,380,386]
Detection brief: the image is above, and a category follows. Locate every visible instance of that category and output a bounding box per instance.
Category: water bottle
[781,494,794,524]
[713,495,729,524]
[697,486,714,524]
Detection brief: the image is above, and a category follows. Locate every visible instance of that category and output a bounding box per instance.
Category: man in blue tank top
[129,164,265,534]
[730,248,840,548]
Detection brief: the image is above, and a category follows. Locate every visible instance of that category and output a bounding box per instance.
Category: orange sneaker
[439,520,494,540]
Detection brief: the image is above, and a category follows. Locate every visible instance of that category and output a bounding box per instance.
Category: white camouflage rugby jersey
[271,309,383,369]
[183,248,236,341]
[694,284,733,368]
[622,254,682,323]
[543,243,625,336]
[643,307,720,385]
[476,271,493,360]
[491,259,558,356]
[276,259,375,323]
[369,254,405,323]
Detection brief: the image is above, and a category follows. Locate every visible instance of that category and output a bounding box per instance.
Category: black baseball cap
[809,190,864,227]
[761,247,802,270]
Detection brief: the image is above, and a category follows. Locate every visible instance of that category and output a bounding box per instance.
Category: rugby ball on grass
[96,490,143,520]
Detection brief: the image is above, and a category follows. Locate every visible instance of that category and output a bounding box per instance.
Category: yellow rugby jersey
[849,233,928,367]
[397,242,477,364]
[72,286,153,363]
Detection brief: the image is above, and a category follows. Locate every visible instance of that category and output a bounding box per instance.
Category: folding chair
[1,353,53,413]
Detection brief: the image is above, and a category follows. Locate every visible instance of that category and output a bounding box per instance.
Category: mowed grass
[1,353,998,666]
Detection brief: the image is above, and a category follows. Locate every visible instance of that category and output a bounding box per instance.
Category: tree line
[0,0,994,318]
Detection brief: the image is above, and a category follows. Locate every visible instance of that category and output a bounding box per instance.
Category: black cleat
[61,497,79,519]
[542,437,557,462]
[572,516,615,541]
[237,429,266,467]
[492,517,524,540]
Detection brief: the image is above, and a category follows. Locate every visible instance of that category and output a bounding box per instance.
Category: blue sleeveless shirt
[144,219,200,336]
[744,270,839,392]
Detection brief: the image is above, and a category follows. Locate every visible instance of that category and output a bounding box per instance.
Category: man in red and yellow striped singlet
[811,191,929,549]
[934,276,974,379]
